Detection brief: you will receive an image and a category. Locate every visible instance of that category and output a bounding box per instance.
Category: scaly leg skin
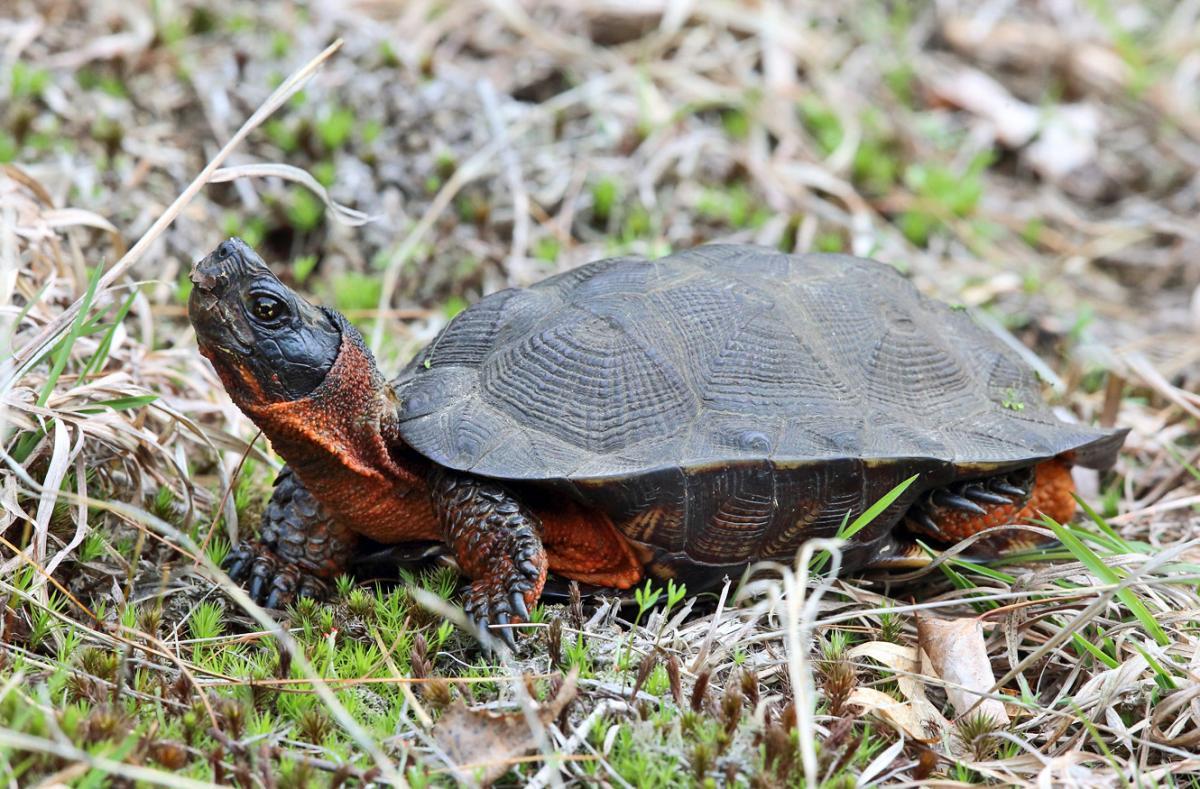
[430,468,548,650]
[904,459,1075,550]
[224,466,358,608]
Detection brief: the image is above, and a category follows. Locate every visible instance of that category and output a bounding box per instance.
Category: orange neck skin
[211,329,439,544]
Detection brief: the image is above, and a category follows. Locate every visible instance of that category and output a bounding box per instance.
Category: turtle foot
[224,542,329,608]
[430,468,548,650]
[903,461,1062,544]
[463,562,543,651]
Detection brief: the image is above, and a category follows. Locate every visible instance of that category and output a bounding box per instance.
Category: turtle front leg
[224,467,358,608]
[429,468,548,649]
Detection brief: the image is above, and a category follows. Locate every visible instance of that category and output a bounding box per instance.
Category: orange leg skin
[919,458,1076,541]
[430,469,550,648]
[537,498,644,589]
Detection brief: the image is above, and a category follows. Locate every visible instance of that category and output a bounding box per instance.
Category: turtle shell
[392,245,1125,574]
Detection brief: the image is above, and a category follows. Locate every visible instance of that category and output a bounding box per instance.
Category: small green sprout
[286,187,324,232]
[188,601,225,641]
[1002,388,1025,411]
[591,176,621,224]
[316,106,354,150]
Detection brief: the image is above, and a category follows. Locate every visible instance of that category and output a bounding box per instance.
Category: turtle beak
[187,238,270,356]
[190,237,269,294]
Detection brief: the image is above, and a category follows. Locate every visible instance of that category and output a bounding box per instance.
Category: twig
[2,40,345,391]
[478,80,531,284]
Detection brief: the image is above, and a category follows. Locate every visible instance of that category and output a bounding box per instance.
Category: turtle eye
[251,294,287,323]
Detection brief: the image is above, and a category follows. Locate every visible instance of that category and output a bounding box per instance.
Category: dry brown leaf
[848,641,949,742]
[845,687,932,743]
[917,615,1010,727]
[433,668,577,786]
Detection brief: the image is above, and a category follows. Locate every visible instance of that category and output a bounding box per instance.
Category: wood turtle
[188,239,1126,647]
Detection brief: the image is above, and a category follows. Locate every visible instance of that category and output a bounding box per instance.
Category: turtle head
[188,238,342,405]
[189,238,425,532]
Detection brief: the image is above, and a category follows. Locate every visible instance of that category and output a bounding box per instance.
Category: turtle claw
[223,548,254,583]
[463,577,537,652]
[907,508,943,538]
[962,485,1013,506]
[931,491,987,515]
[992,481,1029,499]
[905,465,1043,542]
[247,555,275,602]
[991,467,1036,502]
[510,591,530,622]
[223,541,326,609]
[499,626,517,651]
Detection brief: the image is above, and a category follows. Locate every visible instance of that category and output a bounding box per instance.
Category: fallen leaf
[848,641,949,741]
[845,687,932,743]
[433,668,578,786]
[916,615,1010,727]
[929,67,1039,147]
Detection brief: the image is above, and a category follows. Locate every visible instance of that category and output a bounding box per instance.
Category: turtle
[188,238,1126,647]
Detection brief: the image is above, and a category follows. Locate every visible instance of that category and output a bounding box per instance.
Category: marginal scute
[395,366,476,420]
[686,464,776,564]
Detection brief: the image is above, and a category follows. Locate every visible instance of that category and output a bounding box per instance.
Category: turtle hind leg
[224,466,358,608]
[537,498,644,589]
[902,459,1075,552]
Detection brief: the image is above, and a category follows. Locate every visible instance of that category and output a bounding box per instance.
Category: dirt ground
[2,0,1200,785]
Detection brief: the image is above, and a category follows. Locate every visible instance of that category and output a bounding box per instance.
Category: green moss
[316,106,355,151]
[9,61,50,100]
[286,187,324,232]
[292,254,318,284]
[378,41,401,68]
[532,236,561,263]
[695,184,769,229]
[814,232,845,253]
[220,213,267,249]
[312,160,336,188]
[591,176,621,224]
[329,271,382,312]
[1021,217,1046,248]
[270,30,291,59]
[884,63,916,107]
[798,96,843,155]
[264,118,299,153]
[720,107,751,140]
[899,151,994,246]
[0,132,16,163]
[442,295,468,319]
[361,119,383,145]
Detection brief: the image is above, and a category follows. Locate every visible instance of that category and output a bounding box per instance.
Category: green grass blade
[1132,643,1177,691]
[1073,494,1136,552]
[840,474,919,541]
[810,475,918,575]
[75,394,159,414]
[6,280,50,345]
[36,263,103,407]
[81,288,139,381]
[944,556,1016,585]
[1071,631,1120,669]
[1044,517,1170,646]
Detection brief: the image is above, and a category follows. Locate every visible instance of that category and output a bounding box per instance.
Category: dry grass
[2,0,1199,785]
